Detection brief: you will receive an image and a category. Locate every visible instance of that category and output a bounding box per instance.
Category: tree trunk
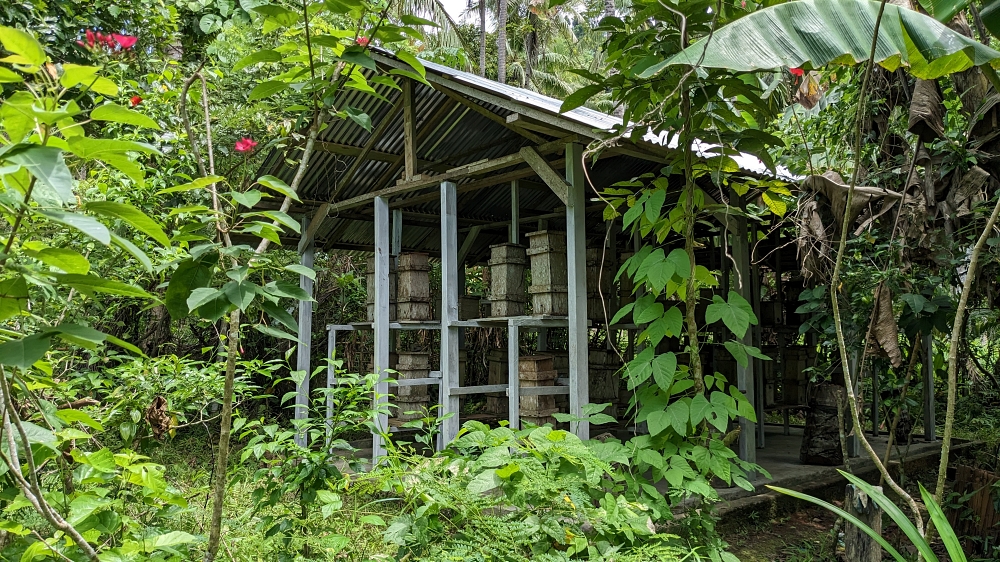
[479,0,487,77]
[497,0,508,83]
[845,483,883,562]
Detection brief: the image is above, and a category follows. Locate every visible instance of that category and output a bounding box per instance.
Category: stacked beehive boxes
[365,256,396,322]
[397,253,431,321]
[618,251,635,310]
[519,355,558,426]
[586,248,615,321]
[393,351,431,421]
[782,347,809,405]
[488,243,527,317]
[525,231,567,316]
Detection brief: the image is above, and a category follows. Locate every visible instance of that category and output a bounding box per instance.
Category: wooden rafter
[520,146,570,205]
[402,78,417,180]
[436,85,548,145]
[368,97,459,192]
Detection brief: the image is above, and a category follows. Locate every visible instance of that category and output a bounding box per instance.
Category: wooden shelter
[257,49,935,464]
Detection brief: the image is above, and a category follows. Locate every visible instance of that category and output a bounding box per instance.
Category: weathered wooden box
[488,243,527,317]
[587,247,615,321]
[394,351,431,421]
[365,256,397,322]
[519,355,558,423]
[525,231,567,316]
[588,349,621,418]
[459,296,481,321]
[397,252,432,321]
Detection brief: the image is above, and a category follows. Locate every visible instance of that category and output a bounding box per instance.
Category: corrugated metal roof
[254,49,675,257]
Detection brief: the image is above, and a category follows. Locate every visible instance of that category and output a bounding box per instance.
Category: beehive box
[365,256,397,322]
[488,244,527,317]
[393,351,431,421]
[526,231,567,316]
[397,253,432,321]
[519,355,558,423]
[486,349,509,414]
[588,349,622,418]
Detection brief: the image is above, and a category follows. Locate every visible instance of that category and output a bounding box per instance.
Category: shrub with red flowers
[77,29,138,53]
[235,137,258,153]
[789,67,804,77]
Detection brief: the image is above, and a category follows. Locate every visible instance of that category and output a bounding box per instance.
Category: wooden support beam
[369,98,458,196]
[566,143,589,440]
[731,190,756,466]
[439,181,461,448]
[458,225,482,264]
[403,79,417,181]
[437,85,548,144]
[508,322,521,429]
[507,113,573,138]
[923,335,935,441]
[510,180,519,243]
[372,197,390,460]
[521,146,570,205]
[332,139,567,213]
[295,217,315,447]
[312,141,450,172]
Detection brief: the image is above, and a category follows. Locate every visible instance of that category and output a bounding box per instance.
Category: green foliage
[371,421,707,560]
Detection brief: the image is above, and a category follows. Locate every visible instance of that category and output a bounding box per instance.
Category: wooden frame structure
[256,49,938,466]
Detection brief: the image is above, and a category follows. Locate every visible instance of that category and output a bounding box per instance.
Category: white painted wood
[508,321,520,429]
[731,196,756,465]
[510,180,520,243]
[751,249,765,449]
[391,209,402,258]
[565,143,589,440]
[295,220,314,448]
[373,197,390,460]
[326,327,336,446]
[439,181,461,448]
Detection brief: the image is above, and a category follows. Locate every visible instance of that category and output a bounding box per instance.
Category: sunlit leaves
[91,103,161,130]
[3,144,74,204]
[0,26,45,66]
[705,291,757,339]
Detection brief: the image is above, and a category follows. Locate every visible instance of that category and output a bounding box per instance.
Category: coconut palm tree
[498,0,509,82]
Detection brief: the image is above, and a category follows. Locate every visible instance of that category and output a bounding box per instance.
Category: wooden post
[732,192,756,464]
[326,327,336,446]
[872,365,880,437]
[391,209,402,259]
[845,484,883,562]
[510,180,520,244]
[295,218,314,447]
[402,79,416,181]
[566,143,589,440]
[923,334,935,441]
[508,322,520,428]
[373,197,390,459]
[439,181,461,448]
[847,350,860,457]
[750,235,765,449]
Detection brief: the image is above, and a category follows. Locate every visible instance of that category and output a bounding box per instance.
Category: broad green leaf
[87,201,170,246]
[55,409,104,432]
[233,49,282,71]
[230,189,262,208]
[55,274,152,298]
[110,233,153,273]
[158,175,226,195]
[263,280,313,301]
[0,67,21,83]
[689,394,712,426]
[223,280,256,310]
[0,26,45,66]
[138,531,198,553]
[187,287,222,312]
[91,103,161,130]
[59,64,99,88]
[260,299,297,332]
[66,137,157,159]
[284,264,315,280]
[165,255,218,320]
[0,334,51,369]
[254,323,298,341]
[257,175,299,201]
[395,49,425,77]
[560,84,604,113]
[344,106,372,131]
[89,77,119,96]
[17,421,57,451]
[39,210,111,245]
[4,145,74,204]
[31,247,90,274]
[466,469,501,494]
[983,2,1000,38]
[248,80,288,101]
[665,0,1000,80]
[646,410,670,436]
[339,47,377,70]
[0,276,28,321]
[651,352,677,391]
[761,189,787,216]
[667,400,689,434]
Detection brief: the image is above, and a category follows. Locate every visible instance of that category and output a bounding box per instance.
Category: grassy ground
[145,428,397,561]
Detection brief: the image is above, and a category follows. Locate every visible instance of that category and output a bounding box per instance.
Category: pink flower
[234,138,258,153]
[130,95,143,107]
[85,29,96,48]
[789,67,804,77]
[357,36,370,47]
[112,34,137,50]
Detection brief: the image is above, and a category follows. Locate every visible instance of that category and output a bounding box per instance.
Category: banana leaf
[916,0,1000,42]
[663,0,1000,80]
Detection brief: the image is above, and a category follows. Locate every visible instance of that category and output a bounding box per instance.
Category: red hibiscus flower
[130,95,143,107]
[789,67,805,77]
[85,29,96,48]
[112,34,137,50]
[234,138,258,153]
[356,36,370,47]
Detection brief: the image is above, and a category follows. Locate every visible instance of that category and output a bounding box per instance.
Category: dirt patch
[725,506,839,562]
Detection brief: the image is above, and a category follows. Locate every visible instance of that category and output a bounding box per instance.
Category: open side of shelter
[254,48,938,470]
